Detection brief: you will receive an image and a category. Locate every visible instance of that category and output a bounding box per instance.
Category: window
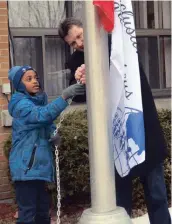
[13,37,44,87]
[8,1,66,28]
[10,29,70,99]
[72,1,84,21]
[132,1,171,29]
[136,31,171,95]
[45,36,69,98]
[9,1,71,99]
[132,1,171,96]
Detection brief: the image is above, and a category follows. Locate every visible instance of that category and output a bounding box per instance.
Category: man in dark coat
[58,18,171,224]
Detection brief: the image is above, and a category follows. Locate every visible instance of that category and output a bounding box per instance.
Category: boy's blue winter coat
[8,92,68,182]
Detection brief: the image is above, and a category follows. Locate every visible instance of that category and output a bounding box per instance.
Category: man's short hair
[58,17,83,39]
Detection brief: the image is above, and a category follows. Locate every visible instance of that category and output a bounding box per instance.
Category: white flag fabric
[110,0,145,177]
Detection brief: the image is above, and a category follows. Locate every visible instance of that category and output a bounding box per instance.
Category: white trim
[139,1,147,29]
[154,1,159,29]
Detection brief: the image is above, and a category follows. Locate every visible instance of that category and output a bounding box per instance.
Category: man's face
[64,25,84,51]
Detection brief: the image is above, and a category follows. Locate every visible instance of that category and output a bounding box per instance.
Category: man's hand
[75,64,86,84]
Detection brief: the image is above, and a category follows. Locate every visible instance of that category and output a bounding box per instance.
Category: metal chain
[53,97,73,224]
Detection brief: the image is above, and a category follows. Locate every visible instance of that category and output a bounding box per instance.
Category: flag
[110,0,145,177]
[93,1,114,32]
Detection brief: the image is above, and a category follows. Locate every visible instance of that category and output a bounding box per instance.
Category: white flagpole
[79,1,132,223]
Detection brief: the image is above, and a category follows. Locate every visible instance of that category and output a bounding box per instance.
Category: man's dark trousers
[115,163,171,224]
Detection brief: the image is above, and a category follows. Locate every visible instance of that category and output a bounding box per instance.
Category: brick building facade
[0,1,12,201]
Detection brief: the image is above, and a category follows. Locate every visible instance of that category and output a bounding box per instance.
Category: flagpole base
[78,207,133,224]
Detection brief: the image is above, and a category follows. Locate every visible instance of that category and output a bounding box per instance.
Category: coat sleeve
[13,96,68,126]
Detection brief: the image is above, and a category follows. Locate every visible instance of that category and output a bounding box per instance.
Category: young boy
[8,65,85,224]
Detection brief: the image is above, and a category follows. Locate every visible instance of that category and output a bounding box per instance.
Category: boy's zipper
[25,144,37,174]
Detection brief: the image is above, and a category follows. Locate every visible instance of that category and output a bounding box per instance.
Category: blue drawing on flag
[112,107,145,176]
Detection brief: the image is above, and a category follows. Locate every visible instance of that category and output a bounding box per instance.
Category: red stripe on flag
[93,1,114,32]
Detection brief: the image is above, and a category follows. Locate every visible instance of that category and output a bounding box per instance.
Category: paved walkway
[132,207,172,224]
[50,207,172,224]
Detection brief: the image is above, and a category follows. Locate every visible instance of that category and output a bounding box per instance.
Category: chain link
[53,97,73,224]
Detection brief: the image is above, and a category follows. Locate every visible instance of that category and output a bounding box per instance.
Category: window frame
[136,29,171,98]
[10,28,70,97]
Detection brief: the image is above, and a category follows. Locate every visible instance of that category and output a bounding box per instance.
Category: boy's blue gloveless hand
[62,83,86,100]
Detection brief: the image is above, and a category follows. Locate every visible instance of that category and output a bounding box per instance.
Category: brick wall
[0,1,13,201]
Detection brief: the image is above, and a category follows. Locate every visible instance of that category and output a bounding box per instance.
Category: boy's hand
[62,83,86,100]
[75,64,86,84]
[49,131,60,146]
